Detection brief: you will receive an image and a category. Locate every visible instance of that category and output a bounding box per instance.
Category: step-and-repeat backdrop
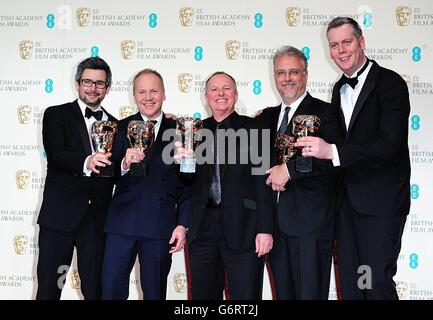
[1,0,432,300]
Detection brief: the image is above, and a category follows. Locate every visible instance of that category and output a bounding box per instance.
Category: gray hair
[272,46,308,71]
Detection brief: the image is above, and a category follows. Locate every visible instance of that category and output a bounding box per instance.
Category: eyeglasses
[274,69,306,78]
[80,79,108,89]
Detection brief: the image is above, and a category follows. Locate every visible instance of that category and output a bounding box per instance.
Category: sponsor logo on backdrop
[0,15,43,28]
[13,235,28,255]
[307,81,336,96]
[0,79,44,92]
[225,40,241,60]
[173,273,187,293]
[16,105,44,125]
[409,283,433,300]
[286,7,301,26]
[178,73,193,93]
[178,73,252,94]
[396,6,433,27]
[15,170,30,189]
[1,144,41,157]
[410,145,433,165]
[396,281,409,299]
[15,170,45,190]
[17,105,31,124]
[76,7,91,27]
[19,40,87,60]
[70,269,81,289]
[396,6,412,26]
[285,8,359,27]
[179,7,251,27]
[365,47,410,61]
[13,235,38,256]
[224,41,277,61]
[0,209,38,222]
[76,8,147,27]
[119,105,138,119]
[120,40,136,59]
[0,274,36,287]
[410,76,433,95]
[120,41,191,60]
[110,80,132,93]
[179,7,194,27]
[19,40,33,60]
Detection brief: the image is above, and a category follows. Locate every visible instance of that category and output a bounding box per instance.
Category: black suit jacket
[257,93,343,240]
[187,112,274,250]
[38,100,117,232]
[104,112,190,239]
[332,60,411,217]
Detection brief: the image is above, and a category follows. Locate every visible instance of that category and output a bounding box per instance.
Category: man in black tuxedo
[186,72,274,299]
[256,46,343,299]
[296,17,411,299]
[37,57,117,299]
[102,69,190,300]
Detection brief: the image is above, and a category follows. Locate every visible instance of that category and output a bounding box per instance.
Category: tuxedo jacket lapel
[347,62,379,134]
[71,100,92,156]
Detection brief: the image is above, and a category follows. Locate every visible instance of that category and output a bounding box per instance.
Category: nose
[338,44,346,54]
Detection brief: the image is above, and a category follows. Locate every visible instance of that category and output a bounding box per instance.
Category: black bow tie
[85,107,103,120]
[340,59,369,89]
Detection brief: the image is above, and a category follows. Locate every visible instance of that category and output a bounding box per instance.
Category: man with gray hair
[256,46,342,299]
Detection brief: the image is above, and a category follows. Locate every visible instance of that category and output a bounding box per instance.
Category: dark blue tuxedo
[102,112,190,300]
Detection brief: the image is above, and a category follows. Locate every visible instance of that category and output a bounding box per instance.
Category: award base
[180,157,196,173]
[296,156,312,173]
[130,161,148,177]
[96,161,115,178]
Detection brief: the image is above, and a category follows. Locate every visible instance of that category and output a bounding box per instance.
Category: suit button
[161,178,165,182]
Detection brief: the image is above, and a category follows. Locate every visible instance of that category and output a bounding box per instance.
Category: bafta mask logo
[76,7,91,27]
[121,40,136,60]
[119,105,136,119]
[70,269,81,289]
[16,170,30,189]
[286,7,301,26]
[395,6,412,26]
[173,273,187,293]
[13,235,28,255]
[179,7,194,27]
[225,40,241,60]
[178,73,193,93]
[19,40,33,60]
[395,281,408,299]
[400,74,411,87]
[17,105,32,124]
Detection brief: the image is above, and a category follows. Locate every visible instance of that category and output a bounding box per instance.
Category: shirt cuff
[121,158,130,176]
[83,155,92,176]
[331,144,341,167]
[284,163,291,180]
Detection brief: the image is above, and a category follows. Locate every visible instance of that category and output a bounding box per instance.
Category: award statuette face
[91,121,118,177]
[176,116,203,173]
[275,134,296,164]
[292,115,321,173]
[127,120,155,177]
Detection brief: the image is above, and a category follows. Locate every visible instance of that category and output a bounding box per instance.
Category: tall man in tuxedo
[296,17,411,299]
[102,69,190,300]
[37,57,117,299]
[187,72,274,299]
[256,46,342,299]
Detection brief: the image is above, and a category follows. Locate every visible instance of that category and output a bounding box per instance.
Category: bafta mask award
[127,120,155,177]
[292,115,321,173]
[91,121,118,177]
[176,116,203,173]
[275,134,296,164]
